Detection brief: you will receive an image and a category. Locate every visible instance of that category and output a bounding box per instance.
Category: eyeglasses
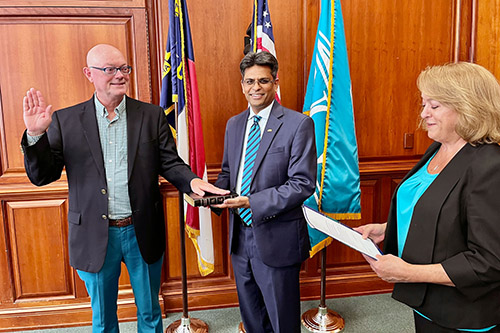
[242,78,274,86]
[90,65,133,75]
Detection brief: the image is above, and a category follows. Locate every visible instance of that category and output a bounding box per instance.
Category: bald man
[21,44,226,333]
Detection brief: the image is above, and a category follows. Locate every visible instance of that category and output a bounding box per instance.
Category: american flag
[160,0,214,276]
[250,0,281,101]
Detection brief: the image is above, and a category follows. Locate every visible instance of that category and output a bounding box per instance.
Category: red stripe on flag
[184,58,206,231]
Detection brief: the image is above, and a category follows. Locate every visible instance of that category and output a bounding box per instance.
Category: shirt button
[101,215,108,220]
[101,189,107,195]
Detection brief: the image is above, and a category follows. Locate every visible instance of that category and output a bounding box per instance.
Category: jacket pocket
[268,146,285,154]
[68,210,81,225]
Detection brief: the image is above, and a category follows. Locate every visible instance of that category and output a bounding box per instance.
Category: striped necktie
[240,115,262,225]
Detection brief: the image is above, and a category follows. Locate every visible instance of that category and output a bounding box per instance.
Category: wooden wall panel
[0,7,150,182]
[0,0,145,7]
[343,0,464,160]
[5,199,71,300]
[458,0,474,62]
[0,206,12,304]
[477,0,500,76]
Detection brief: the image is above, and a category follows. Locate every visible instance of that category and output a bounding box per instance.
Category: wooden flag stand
[166,192,209,333]
[301,247,345,332]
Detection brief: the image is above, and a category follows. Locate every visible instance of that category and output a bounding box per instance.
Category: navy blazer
[22,96,197,273]
[215,103,316,267]
[385,142,500,329]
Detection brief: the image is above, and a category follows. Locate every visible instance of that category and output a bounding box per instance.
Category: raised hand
[23,88,54,136]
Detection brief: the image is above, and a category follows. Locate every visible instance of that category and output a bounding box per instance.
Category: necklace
[430,142,466,172]
[429,153,443,172]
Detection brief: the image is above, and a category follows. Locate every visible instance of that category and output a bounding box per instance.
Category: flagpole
[301,0,361,329]
[166,102,208,333]
[301,248,345,332]
[179,190,188,319]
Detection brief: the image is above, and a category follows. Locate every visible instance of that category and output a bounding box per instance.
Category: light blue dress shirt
[93,95,131,219]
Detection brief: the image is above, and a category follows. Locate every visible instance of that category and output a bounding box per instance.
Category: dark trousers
[414,312,500,333]
[231,223,302,333]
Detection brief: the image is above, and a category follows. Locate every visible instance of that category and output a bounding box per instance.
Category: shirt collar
[94,94,127,118]
[248,100,274,122]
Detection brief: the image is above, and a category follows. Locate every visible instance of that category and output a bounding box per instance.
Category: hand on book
[190,178,229,196]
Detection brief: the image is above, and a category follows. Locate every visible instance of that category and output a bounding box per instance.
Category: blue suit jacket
[215,103,316,267]
[22,96,197,273]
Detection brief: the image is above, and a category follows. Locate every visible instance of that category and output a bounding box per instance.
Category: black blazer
[22,96,197,273]
[384,142,500,329]
[214,103,316,267]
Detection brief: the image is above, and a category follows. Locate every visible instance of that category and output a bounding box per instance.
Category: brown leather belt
[109,216,133,227]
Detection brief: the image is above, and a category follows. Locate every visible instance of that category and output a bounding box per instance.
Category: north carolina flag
[303,0,361,257]
[160,0,214,276]
[249,0,281,101]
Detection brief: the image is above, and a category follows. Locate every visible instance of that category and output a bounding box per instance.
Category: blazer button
[101,189,107,195]
[101,215,108,220]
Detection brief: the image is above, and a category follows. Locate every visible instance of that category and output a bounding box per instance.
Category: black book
[184,191,238,207]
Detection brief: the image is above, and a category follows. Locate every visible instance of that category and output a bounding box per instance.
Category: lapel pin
[267,129,272,132]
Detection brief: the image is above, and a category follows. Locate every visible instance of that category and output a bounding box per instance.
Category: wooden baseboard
[0,297,163,332]
[0,271,391,331]
[161,271,392,313]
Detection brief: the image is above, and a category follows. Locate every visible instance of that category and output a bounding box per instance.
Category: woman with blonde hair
[356,62,500,332]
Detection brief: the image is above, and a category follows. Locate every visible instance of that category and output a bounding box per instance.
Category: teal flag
[303,0,361,257]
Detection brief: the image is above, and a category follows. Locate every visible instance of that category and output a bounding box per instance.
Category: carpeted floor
[14,293,415,332]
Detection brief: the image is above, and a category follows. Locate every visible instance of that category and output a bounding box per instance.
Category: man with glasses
[213,51,317,333]
[21,44,226,333]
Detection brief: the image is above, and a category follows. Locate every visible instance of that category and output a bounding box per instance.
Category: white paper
[302,205,382,260]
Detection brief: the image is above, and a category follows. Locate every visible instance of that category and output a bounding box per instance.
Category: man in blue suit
[214,52,317,333]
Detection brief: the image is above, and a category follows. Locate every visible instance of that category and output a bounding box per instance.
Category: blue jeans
[77,225,163,333]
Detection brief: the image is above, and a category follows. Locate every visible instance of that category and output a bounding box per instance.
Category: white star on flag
[265,21,271,28]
